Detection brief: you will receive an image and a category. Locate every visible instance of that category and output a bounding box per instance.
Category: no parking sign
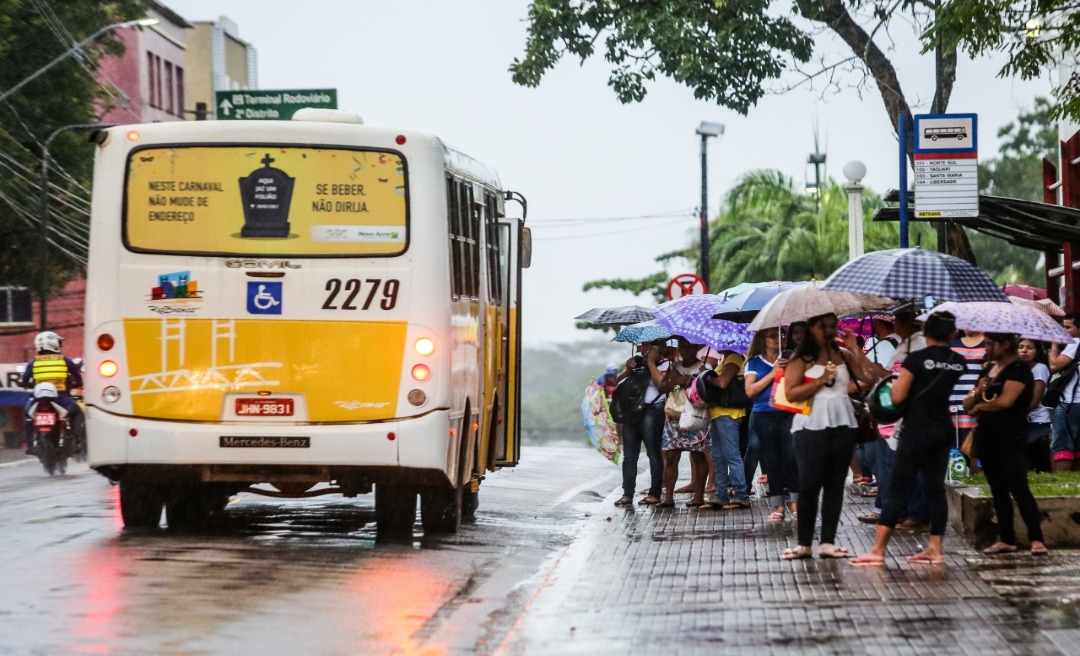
[666,273,707,300]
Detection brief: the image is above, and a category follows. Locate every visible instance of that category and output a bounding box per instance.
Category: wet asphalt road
[0,442,617,655]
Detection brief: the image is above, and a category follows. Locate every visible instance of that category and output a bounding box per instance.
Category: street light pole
[39,124,115,330]
[0,18,158,104]
[696,121,724,291]
[843,161,867,261]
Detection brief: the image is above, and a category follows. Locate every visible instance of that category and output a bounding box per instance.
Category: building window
[147,51,156,107]
[176,67,185,118]
[155,55,163,110]
[164,62,174,114]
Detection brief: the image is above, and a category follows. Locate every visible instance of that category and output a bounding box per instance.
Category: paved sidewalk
[503,478,1080,655]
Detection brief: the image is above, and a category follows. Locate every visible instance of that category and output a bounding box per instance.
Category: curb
[0,457,36,470]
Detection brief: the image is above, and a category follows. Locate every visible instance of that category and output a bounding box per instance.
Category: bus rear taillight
[97,334,115,351]
[411,364,430,381]
[99,360,119,378]
[414,338,434,356]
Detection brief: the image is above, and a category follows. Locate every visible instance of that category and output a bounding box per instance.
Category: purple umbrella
[918,301,1072,344]
[653,294,753,353]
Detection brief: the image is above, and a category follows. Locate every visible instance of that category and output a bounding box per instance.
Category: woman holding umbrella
[780,313,881,560]
[964,333,1048,556]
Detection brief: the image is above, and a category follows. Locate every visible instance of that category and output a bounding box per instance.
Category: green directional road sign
[214,89,337,120]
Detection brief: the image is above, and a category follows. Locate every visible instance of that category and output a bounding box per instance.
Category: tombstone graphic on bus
[238,153,295,238]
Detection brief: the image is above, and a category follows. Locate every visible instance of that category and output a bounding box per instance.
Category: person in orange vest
[20,331,84,455]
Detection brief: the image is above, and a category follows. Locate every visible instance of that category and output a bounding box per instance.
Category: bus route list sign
[912,112,978,219]
[214,89,337,121]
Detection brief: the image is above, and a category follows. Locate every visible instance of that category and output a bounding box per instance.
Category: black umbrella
[574,305,655,325]
[822,248,1008,303]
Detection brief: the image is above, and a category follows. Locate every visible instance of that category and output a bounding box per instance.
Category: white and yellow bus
[83,109,529,533]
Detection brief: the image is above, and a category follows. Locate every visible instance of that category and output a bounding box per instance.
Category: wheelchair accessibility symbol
[247,282,283,314]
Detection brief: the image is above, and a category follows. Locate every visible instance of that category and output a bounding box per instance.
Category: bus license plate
[235,398,294,417]
[34,413,57,427]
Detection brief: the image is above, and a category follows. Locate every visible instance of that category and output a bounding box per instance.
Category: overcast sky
[165,0,1050,350]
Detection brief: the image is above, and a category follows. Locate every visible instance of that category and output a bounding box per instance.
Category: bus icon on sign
[923,126,966,141]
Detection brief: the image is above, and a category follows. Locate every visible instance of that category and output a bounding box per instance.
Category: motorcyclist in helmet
[20,331,84,455]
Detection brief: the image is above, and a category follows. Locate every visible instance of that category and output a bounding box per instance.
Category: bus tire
[420,482,462,533]
[120,480,163,528]
[375,483,416,534]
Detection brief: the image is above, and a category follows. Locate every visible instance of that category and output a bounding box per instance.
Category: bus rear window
[124,145,407,256]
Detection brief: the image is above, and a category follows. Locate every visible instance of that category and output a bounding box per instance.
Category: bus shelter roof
[872,192,1080,251]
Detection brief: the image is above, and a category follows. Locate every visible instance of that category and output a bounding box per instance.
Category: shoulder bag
[1043,356,1080,408]
[843,357,880,444]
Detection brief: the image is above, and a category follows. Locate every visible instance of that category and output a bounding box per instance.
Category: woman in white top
[1018,338,1051,473]
[780,312,880,560]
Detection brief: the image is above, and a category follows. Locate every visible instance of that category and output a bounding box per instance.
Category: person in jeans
[700,348,749,510]
[743,328,797,521]
[851,312,966,566]
[780,313,880,560]
[614,341,669,507]
[966,333,1048,557]
[1049,312,1080,470]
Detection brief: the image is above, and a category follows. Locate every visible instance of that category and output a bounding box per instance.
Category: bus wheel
[420,483,462,533]
[375,483,416,534]
[119,480,163,528]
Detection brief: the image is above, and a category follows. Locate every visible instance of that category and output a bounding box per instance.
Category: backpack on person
[610,366,653,423]
[1043,356,1080,408]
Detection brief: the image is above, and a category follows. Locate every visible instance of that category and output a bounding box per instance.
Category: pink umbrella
[1009,296,1065,318]
[1002,284,1047,301]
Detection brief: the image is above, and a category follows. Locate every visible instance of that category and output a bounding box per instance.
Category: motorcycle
[28,383,73,476]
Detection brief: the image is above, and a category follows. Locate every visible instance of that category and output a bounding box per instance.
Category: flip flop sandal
[656,500,676,508]
[782,546,813,560]
[699,501,725,510]
[981,542,1018,555]
[638,496,660,506]
[906,553,945,565]
[768,511,785,522]
[850,555,886,567]
[614,496,633,507]
[1031,545,1049,556]
[686,500,705,507]
[818,545,851,559]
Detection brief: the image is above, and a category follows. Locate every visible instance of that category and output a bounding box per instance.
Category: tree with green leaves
[928,1,1080,124]
[511,1,1013,261]
[708,170,935,291]
[0,0,147,291]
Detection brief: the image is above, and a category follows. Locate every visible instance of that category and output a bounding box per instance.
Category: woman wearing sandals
[742,328,798,521]
[964,333,1049,557]
[851,312,967,566]
[657,338,712,508]
[780,313,880,561]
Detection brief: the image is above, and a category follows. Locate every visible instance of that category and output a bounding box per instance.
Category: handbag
[844,359,880,444]
[960,428,978,460]
[1043,356,1080,408]
[769,367,812,415]
[678,399,710,431]
[665,386,687,420]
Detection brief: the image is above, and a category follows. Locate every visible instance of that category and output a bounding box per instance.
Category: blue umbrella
[612,320,672,344]
[711,282,800,322]
[715,281,773,300]
[653,294,753,352]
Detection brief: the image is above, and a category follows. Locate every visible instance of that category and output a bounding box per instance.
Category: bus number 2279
[322,278,400,310]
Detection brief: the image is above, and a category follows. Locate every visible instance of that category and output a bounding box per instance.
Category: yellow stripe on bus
[122,318,407,422]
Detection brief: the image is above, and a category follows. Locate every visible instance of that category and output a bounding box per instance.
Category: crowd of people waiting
[608,306,1080,563]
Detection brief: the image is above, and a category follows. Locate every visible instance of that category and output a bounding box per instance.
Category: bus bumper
[86,406,454,488]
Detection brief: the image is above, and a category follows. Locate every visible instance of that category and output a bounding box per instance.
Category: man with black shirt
[851,311,966,566]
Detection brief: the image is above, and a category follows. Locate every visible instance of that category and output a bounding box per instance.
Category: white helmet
[34,331,62,353]
[33,382,59,399]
